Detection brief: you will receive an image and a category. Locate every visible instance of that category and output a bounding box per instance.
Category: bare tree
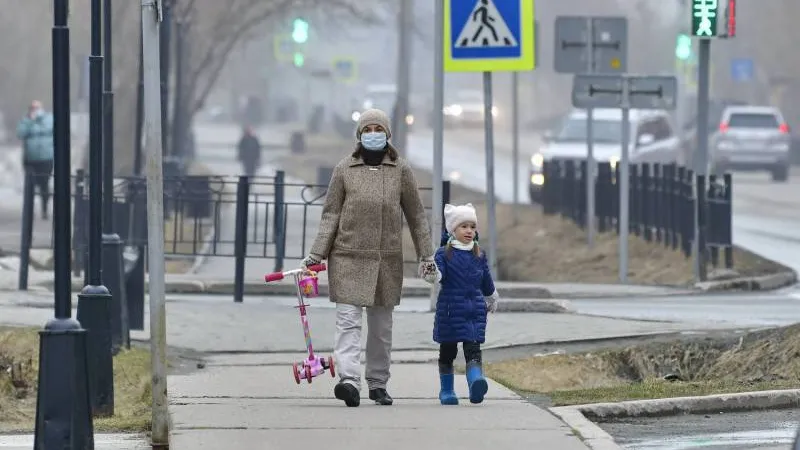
[174,0,381,121]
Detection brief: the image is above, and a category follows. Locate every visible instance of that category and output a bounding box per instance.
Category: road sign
[730,58,753,82]
[332,58,357,83]
[691,0,720,38]
[627,76,678,109]
[273,34,294,62]
[571,74,678,110]
[571,75,625,108]
[554,16,627,74]
[443,0,536,72]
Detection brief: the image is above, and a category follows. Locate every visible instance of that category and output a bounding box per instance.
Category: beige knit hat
[356,108,392,140]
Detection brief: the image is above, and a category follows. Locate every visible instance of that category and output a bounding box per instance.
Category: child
[426,203,499,405]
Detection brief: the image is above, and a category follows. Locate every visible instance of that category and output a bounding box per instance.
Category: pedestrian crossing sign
[444,0,535,72]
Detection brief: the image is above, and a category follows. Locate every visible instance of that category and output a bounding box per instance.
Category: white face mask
[361,131,387,151]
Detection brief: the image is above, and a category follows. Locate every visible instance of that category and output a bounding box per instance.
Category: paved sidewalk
[168,354,590,450]
[0,291,740,353]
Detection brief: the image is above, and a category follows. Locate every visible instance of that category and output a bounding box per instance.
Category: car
[709,105,792,182]
[528,108,681,203]
[442,89,498,128]
[350,84,416,130]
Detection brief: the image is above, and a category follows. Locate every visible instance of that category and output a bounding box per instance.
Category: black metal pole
[171,19,184,160]
[75,0,115,418]
[102,0,114,233]
[134,33,144,177]
[100,0,129,352]
[33,0,95,446]
[159,0,172,156]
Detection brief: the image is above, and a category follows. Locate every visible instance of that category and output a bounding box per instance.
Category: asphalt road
[406,127,800,273]
[568,287,800,328]
[599,408,800,450]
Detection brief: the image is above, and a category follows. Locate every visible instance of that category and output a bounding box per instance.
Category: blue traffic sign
[332,57,357,83]
[730,58,754,82]
[444,0,535,72]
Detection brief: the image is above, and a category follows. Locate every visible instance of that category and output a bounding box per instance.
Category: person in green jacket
[16,100,54,220]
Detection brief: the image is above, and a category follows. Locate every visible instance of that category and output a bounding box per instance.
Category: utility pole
[393,0,412,155]
[430,0,444,312]
[141,0,170,447]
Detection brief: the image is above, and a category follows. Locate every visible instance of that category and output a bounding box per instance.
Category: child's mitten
[418,257,440,283]
[485,290,499,313]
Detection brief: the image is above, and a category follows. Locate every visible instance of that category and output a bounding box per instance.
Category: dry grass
[485,324,800,406]
[0,326,152,432]
[275,136,783,284]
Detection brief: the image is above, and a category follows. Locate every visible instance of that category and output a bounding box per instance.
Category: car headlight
[445,104,462,116]
[609,156,619,169]
[351,111,361,122]
[405,114,415,125]
[491,106,499,117]
[530,153,544,167]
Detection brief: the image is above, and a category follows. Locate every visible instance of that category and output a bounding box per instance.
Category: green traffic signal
[675,34,692,60]
[292,18,309,44]
[293,52,305,67]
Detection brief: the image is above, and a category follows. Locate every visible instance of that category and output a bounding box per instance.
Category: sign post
[571,75,678,282]
[690,0,722,282]
[444,0,536,279]
[554,16,628,248]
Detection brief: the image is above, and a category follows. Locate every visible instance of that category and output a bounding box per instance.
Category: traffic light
[675,34,692,60]
[292,18,309,44]
[293,52,305,67]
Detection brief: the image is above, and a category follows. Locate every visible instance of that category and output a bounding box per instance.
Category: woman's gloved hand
[301,254,322,269]
[418,256,440,284]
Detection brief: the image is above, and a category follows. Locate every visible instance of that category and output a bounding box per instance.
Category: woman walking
[303,108,438,407]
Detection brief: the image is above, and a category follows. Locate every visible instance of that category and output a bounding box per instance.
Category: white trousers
[334,303,394,391]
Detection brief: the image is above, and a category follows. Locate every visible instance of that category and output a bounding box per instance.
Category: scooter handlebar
[264,263,327,283]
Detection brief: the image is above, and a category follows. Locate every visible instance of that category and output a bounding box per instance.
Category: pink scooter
[264,264,335,384]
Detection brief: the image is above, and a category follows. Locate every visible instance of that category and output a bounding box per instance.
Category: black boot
[369,388,393,405]
[334,382,360,407]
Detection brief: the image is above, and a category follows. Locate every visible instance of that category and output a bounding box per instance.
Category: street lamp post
[33,0,95,445]
[99,0,130,354]
[75,0,116,418]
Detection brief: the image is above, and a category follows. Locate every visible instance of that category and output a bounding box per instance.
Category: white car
[710,105,791,182]
[443,89,498,128]
[528,108,681,203]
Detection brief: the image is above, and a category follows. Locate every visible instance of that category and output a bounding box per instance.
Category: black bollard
[33,0,95,446]
[75,0,115,418]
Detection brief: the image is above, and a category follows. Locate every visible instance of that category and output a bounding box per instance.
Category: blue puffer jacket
[432,244,496,344]
[17,113,54,162]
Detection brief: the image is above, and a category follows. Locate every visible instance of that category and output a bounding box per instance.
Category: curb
[29,278,557,302]
[549,407,622,450]
[694,270,798,292]
[550,388,800,449]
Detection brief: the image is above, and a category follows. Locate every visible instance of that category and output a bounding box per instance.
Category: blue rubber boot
[439,372,459,405]
[466,361,488,404]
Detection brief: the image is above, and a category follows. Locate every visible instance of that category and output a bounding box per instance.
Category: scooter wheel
[305,364,313,384]
[292,363,301,384]
[328,356,336,377]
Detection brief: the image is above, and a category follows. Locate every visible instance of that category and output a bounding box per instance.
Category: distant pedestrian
[426,203,499,405]
[16,100,54,220]
[236,126,261,177]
